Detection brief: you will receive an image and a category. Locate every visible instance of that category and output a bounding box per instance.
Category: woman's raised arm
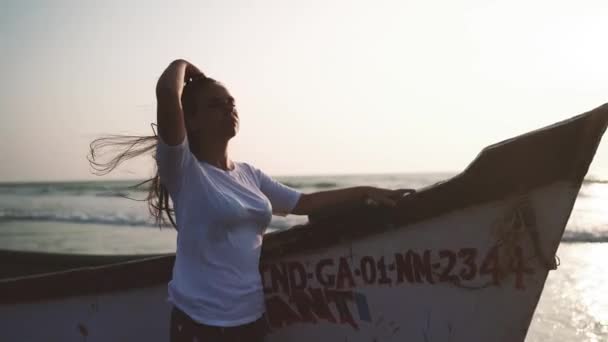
[155,59,202,145]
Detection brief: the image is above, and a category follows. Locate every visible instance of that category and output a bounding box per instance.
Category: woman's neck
[190,135,233,170]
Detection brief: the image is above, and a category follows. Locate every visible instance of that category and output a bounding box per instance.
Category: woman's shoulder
[235,160,255,171]
[234,161,255,174]
[234,161,262,182]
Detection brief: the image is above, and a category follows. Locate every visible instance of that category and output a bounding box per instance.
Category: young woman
[90,59,410,342]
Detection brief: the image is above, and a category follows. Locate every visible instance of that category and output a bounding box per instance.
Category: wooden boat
[1,104,607,341]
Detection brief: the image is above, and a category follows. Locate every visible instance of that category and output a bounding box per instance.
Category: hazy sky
[1,0,607,182]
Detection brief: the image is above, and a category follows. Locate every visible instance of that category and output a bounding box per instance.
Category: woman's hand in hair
[157,60,186,96]
[184,62,204,81]
[156,59,196,145]
[156,59,203,95]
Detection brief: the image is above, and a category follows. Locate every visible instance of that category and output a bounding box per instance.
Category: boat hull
[261,182,576,341]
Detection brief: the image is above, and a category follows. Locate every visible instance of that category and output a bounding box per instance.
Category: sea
[0,173,606,341]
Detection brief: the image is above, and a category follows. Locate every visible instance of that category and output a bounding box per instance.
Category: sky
[1,0,608,182]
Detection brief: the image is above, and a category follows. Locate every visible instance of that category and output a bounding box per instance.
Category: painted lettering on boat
[264,288,371,330]
[261,245,534,329]
[261,246,533,292]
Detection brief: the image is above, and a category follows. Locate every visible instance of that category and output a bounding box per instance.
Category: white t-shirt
[156,135,302,327]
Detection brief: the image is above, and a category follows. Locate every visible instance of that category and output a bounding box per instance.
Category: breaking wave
[0,210,160,228]
[561,230,608,243]
[1,210,606,242]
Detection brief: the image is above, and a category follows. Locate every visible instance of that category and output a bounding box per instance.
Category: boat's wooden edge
[1,103,606,305]
[0,249,172,262]
[0,254,175,305]
[0,249,174,279]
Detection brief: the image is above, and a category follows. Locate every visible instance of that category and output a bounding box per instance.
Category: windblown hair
[87,127,176,229]
[87,74,217,230]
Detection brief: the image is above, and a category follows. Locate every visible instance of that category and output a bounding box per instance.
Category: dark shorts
[169,306,269,342]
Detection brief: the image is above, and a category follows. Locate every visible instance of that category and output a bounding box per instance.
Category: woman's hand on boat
[362,187,416,208]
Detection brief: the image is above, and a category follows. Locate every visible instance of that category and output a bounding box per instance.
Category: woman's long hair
[87,74,216,230]
[87,124,177,230]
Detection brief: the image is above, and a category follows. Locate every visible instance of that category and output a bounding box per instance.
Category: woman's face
[186,82,239,140]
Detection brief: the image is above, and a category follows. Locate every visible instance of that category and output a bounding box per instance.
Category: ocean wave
[0,209,299,231]
[0,179,311,197]
[0,181,148,197]
[582,178,608,185]
[94,192,132,198]
[561,231,608,243]
[4,177,602,198]
[0,211,164,228]
[283,181,338,189]
[1,210,606,242]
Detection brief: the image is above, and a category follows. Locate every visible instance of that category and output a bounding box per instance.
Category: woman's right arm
[155,59,201,145]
